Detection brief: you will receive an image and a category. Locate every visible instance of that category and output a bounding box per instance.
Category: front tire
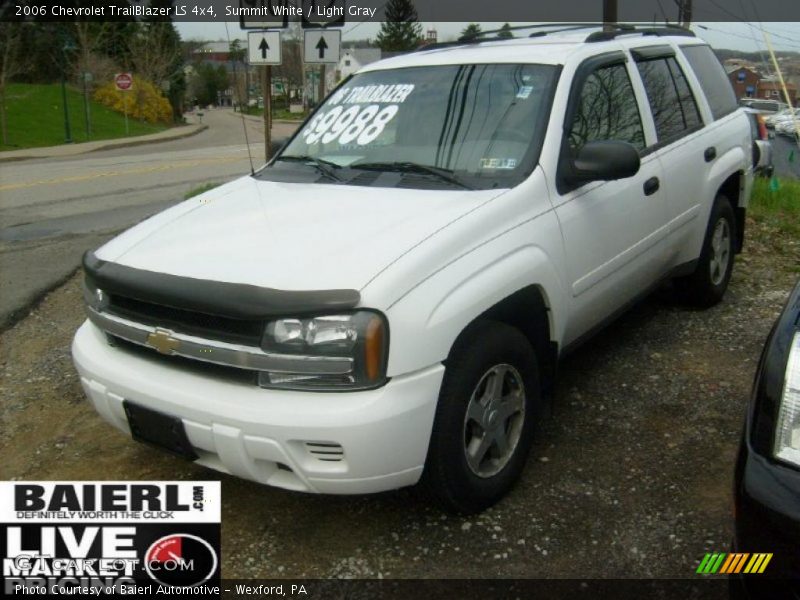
[420,321,539,514]
[675,194,736,308]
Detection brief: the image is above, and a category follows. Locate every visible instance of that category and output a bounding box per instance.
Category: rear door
[630,45,711,262]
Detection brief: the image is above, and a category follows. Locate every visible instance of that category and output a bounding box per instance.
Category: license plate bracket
[123,400,198,461]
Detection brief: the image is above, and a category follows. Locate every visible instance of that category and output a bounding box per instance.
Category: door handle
[704,146,717,162]
[643,176,660,196]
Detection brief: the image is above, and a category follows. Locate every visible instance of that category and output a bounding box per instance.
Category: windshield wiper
[275,155,343,182]
[350,161,473,190]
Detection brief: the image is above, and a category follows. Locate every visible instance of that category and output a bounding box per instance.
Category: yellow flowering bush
[94,77,171,124]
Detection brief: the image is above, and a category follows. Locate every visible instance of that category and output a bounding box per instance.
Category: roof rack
[414,22,695,53]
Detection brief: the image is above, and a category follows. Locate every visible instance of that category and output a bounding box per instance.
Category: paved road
[0,109,298,328]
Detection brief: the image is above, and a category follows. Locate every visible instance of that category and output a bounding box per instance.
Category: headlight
[259,311,388,391]
[774,332,800,467]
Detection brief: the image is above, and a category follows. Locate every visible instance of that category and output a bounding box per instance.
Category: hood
[95,176,501,292]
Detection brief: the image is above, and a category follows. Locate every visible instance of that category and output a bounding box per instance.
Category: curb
[227,112,304,125]
[0,124,209,163]
[88,124,208,154]
[0,266,80,333]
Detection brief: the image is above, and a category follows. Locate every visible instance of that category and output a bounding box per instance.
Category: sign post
[262,66,272,160]
[83,72,93,138]
[247,31,282,161]
[114,72,133,136]
[303,30,340,104]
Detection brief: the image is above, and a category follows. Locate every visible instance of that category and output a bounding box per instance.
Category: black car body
[732,279,800,598]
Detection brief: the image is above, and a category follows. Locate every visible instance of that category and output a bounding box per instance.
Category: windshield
[258,64,559,190]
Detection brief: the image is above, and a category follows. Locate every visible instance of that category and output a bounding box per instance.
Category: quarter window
[636,57,702,143]
[568,64,645,152]
[681,45,738,120]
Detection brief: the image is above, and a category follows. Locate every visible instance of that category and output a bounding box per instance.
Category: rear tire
[675,194,736,308]
[419,321,539,514]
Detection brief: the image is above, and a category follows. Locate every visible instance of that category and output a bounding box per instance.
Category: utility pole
[603,0,617,31]
[679,0,693,26]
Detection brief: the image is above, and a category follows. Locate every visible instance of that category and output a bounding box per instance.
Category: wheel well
[718,171,745,253]
[452,285,558,402]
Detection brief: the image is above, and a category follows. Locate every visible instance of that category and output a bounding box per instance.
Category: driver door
[553,54,668,344]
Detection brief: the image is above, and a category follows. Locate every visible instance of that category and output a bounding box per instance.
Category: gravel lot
[1,215,797,583]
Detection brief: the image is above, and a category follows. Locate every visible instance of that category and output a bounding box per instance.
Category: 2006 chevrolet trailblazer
[72,25,755,513]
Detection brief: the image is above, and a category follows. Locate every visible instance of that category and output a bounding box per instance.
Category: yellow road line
[0,156,241,192]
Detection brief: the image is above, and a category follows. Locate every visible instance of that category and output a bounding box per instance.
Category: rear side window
[568,63,645,152]
[636,57,702,143]
[681,45,738,119]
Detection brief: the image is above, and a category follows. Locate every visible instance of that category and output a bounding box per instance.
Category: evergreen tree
[498,23,514,39]
[376,0,423,52]
[460,23,482,40]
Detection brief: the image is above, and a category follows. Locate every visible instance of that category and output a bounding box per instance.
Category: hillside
[1,83,167,152]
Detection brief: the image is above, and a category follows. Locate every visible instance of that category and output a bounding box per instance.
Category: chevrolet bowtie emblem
[146,329,180,354]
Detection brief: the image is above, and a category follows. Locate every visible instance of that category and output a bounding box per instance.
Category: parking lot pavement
[0,216,797,583]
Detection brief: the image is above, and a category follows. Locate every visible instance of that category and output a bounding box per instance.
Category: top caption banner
[4,0,800,22]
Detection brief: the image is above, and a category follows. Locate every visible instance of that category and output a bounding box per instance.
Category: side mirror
[564,140,640,185]
[752,140,772,169]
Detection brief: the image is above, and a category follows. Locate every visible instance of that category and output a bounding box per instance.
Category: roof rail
[458,22,600,41]
[584,25,695,42]
[453,22,694,42]
[413,22,696,53]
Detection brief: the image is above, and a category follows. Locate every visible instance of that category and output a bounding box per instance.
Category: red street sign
[115,73,133,91]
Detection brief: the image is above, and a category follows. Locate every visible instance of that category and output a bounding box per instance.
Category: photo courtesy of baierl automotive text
[1,0,800,595]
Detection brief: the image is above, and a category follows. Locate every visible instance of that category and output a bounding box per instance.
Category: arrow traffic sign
[315,36,328,59]
[303,29,340,64]
[247,30,282,65]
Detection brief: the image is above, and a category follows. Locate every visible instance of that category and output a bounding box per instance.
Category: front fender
[383,212,567,377]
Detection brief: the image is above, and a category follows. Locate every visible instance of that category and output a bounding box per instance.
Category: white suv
[72,25,753,513]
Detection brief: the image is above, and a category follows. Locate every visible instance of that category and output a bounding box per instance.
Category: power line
[696,24,800,53]
[697,0,800,49]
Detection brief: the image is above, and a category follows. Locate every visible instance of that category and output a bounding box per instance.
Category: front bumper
[72,320,444,494]
[731,434,800,597]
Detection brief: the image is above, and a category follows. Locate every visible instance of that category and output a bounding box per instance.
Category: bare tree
[273,38,303,103]
[72,23,111,80]
[228,39,248,110]
[128,23,182,87]
[0,23,24,146]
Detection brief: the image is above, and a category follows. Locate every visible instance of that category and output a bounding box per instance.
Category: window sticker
[302,104,399,146]
[480,158,518,170]
[327,84,415,106]
[302,84,414,146]
[516,85,534,99]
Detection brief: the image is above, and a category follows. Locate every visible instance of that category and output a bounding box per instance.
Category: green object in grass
[769,177,780,192]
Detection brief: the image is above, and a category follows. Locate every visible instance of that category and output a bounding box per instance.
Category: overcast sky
[175,21,800,54]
